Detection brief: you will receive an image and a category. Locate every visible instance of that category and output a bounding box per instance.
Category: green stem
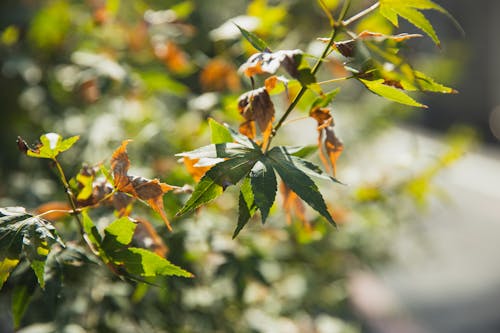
[53,158,85,237]
[263,0,353,153]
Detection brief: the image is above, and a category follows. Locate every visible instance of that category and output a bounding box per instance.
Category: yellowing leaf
[359,78,427,108]
[23,133,79,159]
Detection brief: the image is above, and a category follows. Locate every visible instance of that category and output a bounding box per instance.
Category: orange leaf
[182,157,212,182]
[280,182,309,229]
[155,41,191,74]
[35,201,71,221]
[200,58,241,92]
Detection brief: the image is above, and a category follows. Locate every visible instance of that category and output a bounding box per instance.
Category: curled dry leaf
[237,87,275,146]
[111,140,178,231]
[310,107,343,177]
[200,58,241,92]
[239,49,302,78]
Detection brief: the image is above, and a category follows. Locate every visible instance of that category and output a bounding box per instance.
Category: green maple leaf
[379,0,459,46]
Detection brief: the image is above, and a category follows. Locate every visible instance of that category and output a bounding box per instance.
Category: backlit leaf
[235,24,270,52]
[209,118,234,144]
[379,0,458,46]
[23,133,79,159]
[267,147,336,226]
[359,78,427,108]
[110,141,178,230]
[83,213,192,278]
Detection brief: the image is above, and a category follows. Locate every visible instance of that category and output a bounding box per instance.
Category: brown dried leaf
[110,140,178,231]
[310,108,344,177]
[111,140,134,194]
[237,87,275,145]
[200,58,241,92]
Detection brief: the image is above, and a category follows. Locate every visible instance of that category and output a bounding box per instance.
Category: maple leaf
[379,0,458,46]
[238,87,275,146]
[110,140,178,231]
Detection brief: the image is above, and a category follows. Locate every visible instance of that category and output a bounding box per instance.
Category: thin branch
[53,158,85,237]
[263,0,354,153]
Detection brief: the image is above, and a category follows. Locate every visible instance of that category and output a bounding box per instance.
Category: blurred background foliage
[0,0,474,332]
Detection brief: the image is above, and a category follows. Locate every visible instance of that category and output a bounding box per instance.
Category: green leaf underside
[209,118,234,144]
[235,24,270,52]
[0,207,63,290]
[379,0,458,46]
[82,213,192,278]
[267,147,336,226]
[27,133,79,159]
[250,159,277,224]
[177,156,259,216]
[234,178,257,238]
[360,78,427,108]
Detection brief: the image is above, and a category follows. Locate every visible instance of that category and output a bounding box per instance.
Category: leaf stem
[264,0,354,153]
[52,158,85,237]
[317,76,354,85]
[342,2,380,26]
